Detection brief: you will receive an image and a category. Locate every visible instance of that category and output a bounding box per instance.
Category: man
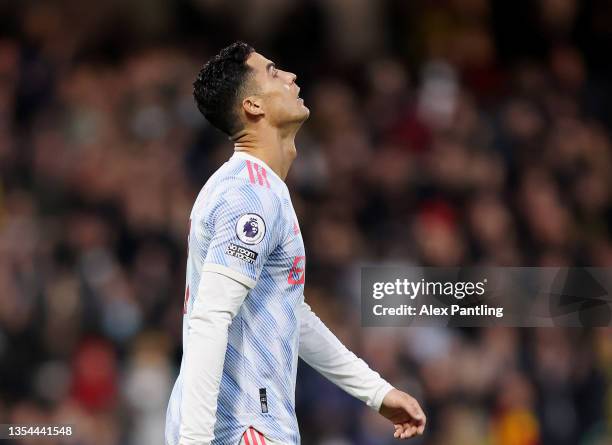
[165,42,426,445]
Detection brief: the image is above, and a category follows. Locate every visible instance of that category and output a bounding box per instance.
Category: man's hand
[379,389,426,440]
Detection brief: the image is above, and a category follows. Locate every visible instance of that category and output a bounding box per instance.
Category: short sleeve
[201,184,282,288]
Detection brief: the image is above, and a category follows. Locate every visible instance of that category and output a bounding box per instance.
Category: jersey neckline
[231,151,284,184]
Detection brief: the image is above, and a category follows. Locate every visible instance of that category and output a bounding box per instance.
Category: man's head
[193,42,309,137]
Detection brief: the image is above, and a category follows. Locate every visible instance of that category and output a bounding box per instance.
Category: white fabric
[169,151,307,445]
[298,301,394,411]
[170,152,394,445]
[179,271,249,445]
[178,270,393,445]
[201,263,257,289]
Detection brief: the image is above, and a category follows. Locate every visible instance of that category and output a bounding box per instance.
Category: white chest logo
[236,213,266,245]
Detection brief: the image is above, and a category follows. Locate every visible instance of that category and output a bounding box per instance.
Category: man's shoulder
[196,157,283,215]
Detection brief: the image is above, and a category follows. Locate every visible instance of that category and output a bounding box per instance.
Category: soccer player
[165,42,426,445]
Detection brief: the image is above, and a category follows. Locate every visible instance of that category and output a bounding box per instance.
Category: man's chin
[298,104,310,121]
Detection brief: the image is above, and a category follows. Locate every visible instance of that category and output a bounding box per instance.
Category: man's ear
[242,96,264,117]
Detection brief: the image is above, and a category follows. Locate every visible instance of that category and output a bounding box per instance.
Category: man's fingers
[417,423,425,435]
[394,423,418,439]
[401,423,417,439]
[394,424,406,439]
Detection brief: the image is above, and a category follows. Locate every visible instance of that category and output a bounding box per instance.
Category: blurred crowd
[0,1,611,444]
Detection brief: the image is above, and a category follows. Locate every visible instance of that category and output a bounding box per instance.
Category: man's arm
[298,300,393,409]
[179,271,249,445]
[298,300,426,439]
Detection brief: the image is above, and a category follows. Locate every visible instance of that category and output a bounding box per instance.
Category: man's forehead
[247,52,273,70]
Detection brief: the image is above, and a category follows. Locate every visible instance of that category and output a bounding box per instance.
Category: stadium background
[0,0,611,444]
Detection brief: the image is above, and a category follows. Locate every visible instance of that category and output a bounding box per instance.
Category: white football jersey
[166,151,306,445]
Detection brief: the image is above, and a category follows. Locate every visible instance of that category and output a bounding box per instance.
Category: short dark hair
[193,42,255,135]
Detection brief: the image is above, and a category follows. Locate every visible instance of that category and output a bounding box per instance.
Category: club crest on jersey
[236,213,266,245]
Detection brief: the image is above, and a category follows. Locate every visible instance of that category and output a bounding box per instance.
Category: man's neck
[232,123,298,181]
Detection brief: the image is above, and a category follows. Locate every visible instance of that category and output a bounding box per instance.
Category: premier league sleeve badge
[235,213,266,245]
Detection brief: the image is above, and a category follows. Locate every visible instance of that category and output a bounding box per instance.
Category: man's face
[244,52,309,126]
